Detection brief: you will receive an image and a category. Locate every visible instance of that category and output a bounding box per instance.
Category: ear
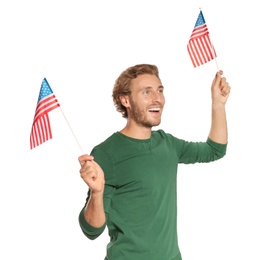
[120,95,130,108]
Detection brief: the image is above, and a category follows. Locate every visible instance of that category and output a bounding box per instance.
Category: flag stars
[38,78,54,103]
[195,11,205,27]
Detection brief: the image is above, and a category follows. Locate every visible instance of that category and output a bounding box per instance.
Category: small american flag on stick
[187,10,217,68]
[30,78,60,149]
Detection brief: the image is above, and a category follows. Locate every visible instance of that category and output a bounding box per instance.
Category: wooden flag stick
[59,107,84,154]
[199,7,220,71]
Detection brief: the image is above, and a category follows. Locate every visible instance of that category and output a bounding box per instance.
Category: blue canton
[194,11,206,28]
[38,78,53,103]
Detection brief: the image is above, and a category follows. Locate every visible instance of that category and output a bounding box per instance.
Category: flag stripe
[190,24,208,39]
[33,95,60,121]
[188,34,216,67]
[187,11,216,67]
[34,102,60,123]
[30,78,60,149]
[30,113,54,149]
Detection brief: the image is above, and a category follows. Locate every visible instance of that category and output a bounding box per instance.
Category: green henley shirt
[79,130,227,260]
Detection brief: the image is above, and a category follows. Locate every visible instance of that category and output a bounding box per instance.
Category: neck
[120,121,152,140]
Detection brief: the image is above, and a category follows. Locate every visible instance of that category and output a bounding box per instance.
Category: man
[78,64,231,260]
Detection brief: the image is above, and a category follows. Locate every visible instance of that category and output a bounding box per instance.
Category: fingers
[79,159,98,182]
[78,154,94,166]
[220,78,231,97]
[211,70,231,104]
[212,70,223,87]
[213,70,230,94]
[78,156,105,193]
[217,70,223,76]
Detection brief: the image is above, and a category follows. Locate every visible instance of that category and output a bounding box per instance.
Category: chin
[150,120,161,127]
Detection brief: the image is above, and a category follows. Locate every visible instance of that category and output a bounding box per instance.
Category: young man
[78,64,231,260]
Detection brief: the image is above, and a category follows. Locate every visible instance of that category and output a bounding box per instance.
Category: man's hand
[211,70,231,105]
[78,154,105,194]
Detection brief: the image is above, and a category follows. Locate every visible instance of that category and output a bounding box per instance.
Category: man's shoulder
[152,129,175,139]
[152,129,185,147]
[93,132,119,149]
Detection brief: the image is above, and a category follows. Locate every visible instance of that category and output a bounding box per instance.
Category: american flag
[30,78,60,149]
[187,10,216,67]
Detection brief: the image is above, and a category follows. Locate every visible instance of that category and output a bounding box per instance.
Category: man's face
[127,74,165,128]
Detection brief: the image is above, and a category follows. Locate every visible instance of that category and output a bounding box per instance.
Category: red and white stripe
[187,24,216,67]
[30,94,60,149]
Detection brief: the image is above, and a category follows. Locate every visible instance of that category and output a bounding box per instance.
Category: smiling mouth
[148,108,161,112]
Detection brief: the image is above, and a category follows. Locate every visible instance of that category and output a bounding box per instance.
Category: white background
[1,0,261,259]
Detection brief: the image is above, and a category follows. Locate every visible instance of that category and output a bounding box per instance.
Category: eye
[158,88,164,93]
[143,90,151,95]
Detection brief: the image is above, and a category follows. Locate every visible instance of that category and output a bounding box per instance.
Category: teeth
[149,108,160,112]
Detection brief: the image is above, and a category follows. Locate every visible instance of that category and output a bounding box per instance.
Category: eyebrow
[143,85,164,90]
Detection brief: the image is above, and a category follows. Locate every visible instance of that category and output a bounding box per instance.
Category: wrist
[212,101,226,109]
[90,189,104,199]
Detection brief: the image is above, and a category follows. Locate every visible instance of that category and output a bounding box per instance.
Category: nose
[152,90,164,103]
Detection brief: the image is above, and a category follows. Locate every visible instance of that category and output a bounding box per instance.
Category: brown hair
[112,64,160,118]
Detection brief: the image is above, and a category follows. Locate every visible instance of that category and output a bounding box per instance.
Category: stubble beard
[129,98,161,128]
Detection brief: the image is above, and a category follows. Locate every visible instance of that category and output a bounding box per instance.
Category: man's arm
[84,191,106,228]
[208,70,231,144]
[79,154,106,228]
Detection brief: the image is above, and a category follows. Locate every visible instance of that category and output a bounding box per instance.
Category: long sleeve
[79,207,106,240]
[175,137,227,164]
